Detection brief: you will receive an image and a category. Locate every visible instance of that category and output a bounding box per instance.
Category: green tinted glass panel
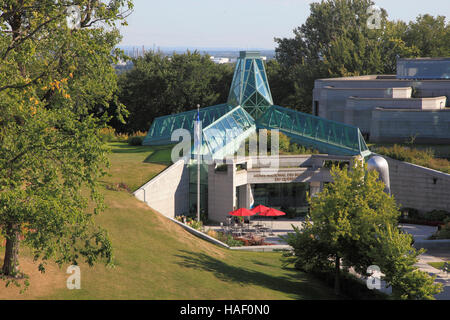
[257,105,370,156]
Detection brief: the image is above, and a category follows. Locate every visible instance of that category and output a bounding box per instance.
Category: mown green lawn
[1,142,336,300]
[427,262,449,270]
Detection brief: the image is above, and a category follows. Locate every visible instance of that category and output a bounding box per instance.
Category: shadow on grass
[143,147,174,165]
[110,144,155,154]
[175,250,336,300]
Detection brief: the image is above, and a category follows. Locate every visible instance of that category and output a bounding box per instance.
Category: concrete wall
[313,87,411,122]
[314,77,450,111]
[134,160,189,218]
[343,96,447,135]
[207,164,236,223]
[346,96,446,111]
[384,157,450,213]
[370,109,450,143]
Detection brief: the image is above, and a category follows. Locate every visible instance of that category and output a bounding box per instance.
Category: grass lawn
[427,262,449,270]
[0,142,336,300]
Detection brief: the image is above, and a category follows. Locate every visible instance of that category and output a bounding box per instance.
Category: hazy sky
[119,0,450,49]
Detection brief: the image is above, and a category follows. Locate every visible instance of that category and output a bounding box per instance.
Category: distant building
[210,56,231,64]
[313,58,450,143]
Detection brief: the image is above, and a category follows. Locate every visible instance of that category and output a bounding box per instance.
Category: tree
[404,15,450,57]
[114,51,234,133]
[0,0,133,288]
[284,162,442,299]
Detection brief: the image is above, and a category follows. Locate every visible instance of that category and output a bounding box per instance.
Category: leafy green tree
[284,162,442,299]
[404,14,450,57]
[114,51,234,133]
[369,224,443,300]
[0,0,133,288]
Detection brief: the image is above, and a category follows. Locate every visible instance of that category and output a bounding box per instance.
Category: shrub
[375,144,450,174]
[400,208,450,224]
[426,210,450,222]
[401,207,420,219]
[430,219,450,239]
[128,136,143,146]
[99,127,117,142]
[186,218,203,231]
[311,269,388,300]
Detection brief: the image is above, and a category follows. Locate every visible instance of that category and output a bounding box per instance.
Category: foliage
[99,127,118,142]
[283,162,442,299]
[374,145,450,174]
[369,224,442,299]
[185,218,203,231]
[0,0,134,288]
[113,51,234,133]
[127,136,143,146]
[271,0,449,112]
[242,130,319,156]
[213,232,244,247]
[430,219,450,240]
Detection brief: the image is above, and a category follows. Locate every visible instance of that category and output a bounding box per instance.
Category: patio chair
[232,225,242,237]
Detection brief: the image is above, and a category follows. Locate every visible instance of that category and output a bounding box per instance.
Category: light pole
[196,104,201,223]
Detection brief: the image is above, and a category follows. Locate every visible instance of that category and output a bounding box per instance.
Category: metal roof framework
[257,105,371,157]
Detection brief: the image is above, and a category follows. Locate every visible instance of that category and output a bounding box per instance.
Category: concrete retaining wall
[134,160,189,218]
[384,156,450,213]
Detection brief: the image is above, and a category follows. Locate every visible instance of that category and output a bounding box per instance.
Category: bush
[99,127,117,142]
[401,207,420,219]
[430,219,450,239]
[427,210,450,222]
[185,217,203,231]
[375,144,450,174]
[128,136,143,146]
[400,208,450,224]
[209,231,244,247]
[312,269,388,300]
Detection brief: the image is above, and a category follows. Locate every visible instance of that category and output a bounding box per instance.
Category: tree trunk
[2,224,20,277]
[334,255,340,296]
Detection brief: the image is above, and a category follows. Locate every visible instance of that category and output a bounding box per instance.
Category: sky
[119,0,450,50]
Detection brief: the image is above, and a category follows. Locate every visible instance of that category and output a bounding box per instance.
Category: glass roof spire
[227,51,273,120]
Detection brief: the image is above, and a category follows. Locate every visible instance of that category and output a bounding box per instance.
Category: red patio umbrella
[228,208,256,217]
[228,208,256,226]
[251,205,271,215]
[258,208,286,217]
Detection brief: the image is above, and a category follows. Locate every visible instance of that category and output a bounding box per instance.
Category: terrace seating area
[220,218,274,239]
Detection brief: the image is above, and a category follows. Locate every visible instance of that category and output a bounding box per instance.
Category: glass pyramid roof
[227,51,273,119]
